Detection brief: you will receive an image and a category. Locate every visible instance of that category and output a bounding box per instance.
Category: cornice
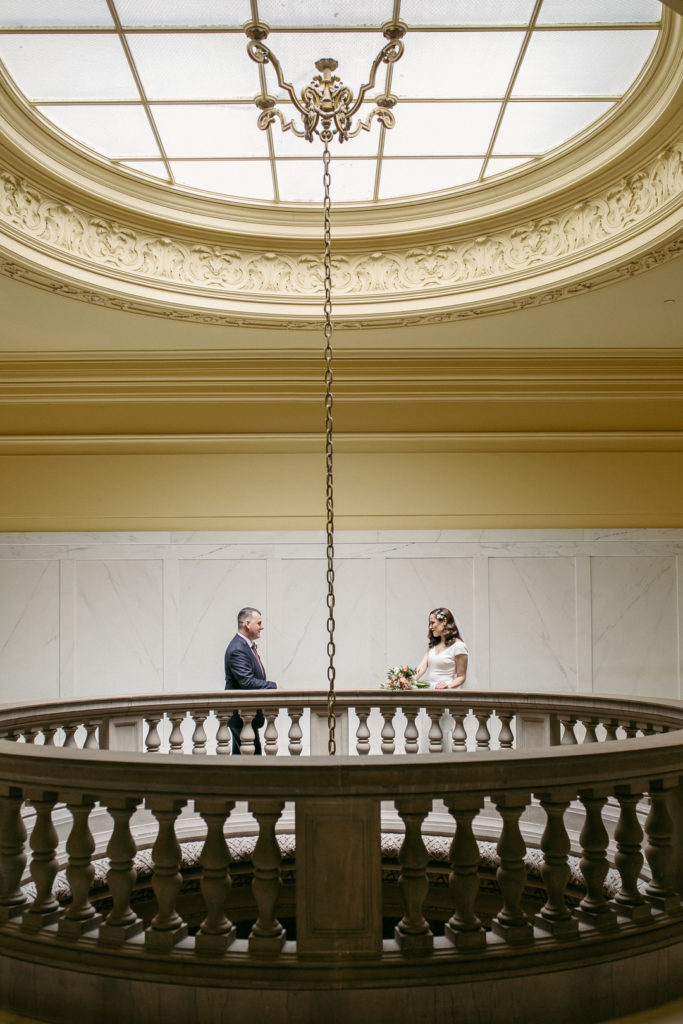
[0,17,681,325]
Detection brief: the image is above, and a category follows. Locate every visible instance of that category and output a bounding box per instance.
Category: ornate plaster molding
[0,147,681,324]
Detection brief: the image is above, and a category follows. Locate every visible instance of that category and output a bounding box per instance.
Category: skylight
[0,0,662,205]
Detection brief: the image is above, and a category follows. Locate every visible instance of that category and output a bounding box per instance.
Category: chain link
[322,140,336,756]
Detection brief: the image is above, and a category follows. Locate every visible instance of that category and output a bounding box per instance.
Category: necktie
[251,643,265,675]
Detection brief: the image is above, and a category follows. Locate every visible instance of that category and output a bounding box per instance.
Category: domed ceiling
[0,0,664,205]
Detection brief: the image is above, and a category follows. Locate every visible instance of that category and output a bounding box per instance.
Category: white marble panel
[489,557,577,692]
[0,560,59,703]
[591,556,677,697]
[385,558,475,686]
[74,560,163,697]
[277,559,327,690]
[179,559,268,693]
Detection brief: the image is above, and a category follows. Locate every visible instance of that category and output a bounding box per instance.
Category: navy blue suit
[224,633,276,754]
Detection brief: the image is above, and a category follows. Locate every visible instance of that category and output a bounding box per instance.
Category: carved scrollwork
[0,139,681,321]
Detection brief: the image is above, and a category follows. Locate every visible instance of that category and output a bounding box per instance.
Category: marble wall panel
[179,559,268,693]
[385,558,476,686]
[489,557,578,692]
[74,560,163,697]
[277,559,327,690]
[0,560,59,702]
[591,556,678,697]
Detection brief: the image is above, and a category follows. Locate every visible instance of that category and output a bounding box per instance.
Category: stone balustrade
[1,690,683,1024]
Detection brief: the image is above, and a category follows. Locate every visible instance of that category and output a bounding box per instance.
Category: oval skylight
[0,0,662,204]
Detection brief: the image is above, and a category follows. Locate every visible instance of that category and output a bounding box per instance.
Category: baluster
[491,792,533,945]
[0,792,28,922]
[264,710,279,756]
[534,791,579,937]
[22,727,39,744]
[168,714,186,754]
[99,797,144,944]
[604,719,619,742]
[22,793,62,930]
[83,722,99,749]
[576,791,618,930]
[145,798,188,950]
[561,718,577,744]
[216,714,232,755]
[610,788,651,921]
[191,711,208,755]
[63,723,79,748]
[643,783,680,912]
[444,796,486,950]
[474,712,491,750]
[450,713,467,752]
[427,710,443,754]
[248,799,286,953]
[394,798,433,954]
[195,799,237,955]
[241,712,257,757]
[497,712,514,750]
[404,709,419,755]
[380,705,396,756]
[41,724,57,746]
[145,717,162,754]
[582,718,599,743]
[355,709,371,756]
[58,797,102,937]
[288,710,303,756]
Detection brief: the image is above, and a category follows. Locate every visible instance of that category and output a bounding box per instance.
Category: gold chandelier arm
[247,31,311,128]
[343,35,405,122]
[347,104,397,139]
[256,101,307,138]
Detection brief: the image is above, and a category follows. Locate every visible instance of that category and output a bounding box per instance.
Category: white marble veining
[489,557,577,692]
[0,560,59,702]
[591,556,678,697]
[74,560,163,697]
[179,558,268,693]
[0,531,681,704]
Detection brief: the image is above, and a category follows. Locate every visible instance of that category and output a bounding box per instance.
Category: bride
[415,607,468,690]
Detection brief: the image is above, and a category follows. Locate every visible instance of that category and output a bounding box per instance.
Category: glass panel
[392,31,524,98]
[379,157,483,198]
[513,30,658,96]
[400,0,536,26]
[0,0,113,27]
[114,0,249,27]
[257,0,392,28]
[537,0,661,24]
[126,32,257,100]
[119,159,169,180]
[151,104,270,158]
[259,31,389,100]
[494,100,613,153]
[0,34,138,100]
[36,104,160,157]
[170,160,274,200]
[277,158,375,202]
[382,102,500,157]
[484,156,534,176]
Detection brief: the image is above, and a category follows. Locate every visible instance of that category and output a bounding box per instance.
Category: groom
[224,606,278,754]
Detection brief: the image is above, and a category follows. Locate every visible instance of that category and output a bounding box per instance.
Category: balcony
[1,690,683,1024]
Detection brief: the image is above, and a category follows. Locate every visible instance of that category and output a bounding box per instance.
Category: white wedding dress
[424,639,469,687]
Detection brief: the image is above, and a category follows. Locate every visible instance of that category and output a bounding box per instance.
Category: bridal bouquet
[382,666,429,690]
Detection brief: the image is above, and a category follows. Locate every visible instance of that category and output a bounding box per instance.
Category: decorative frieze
[0,139,681,325]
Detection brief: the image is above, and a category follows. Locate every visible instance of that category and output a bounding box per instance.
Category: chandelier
[245,18,406,753]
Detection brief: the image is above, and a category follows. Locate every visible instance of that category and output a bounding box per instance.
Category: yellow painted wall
[2,450,682,530]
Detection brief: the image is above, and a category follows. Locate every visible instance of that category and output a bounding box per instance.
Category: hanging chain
[322,140,336,756]
[245,19,406,756]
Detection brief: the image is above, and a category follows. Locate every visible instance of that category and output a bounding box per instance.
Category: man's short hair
[238,606,261,628]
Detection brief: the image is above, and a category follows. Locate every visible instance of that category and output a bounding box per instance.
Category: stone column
[394,798,433,955]
[99,796,144,945]
[491,791,534,945]
[444,795,486,951]
[145,798,188,950]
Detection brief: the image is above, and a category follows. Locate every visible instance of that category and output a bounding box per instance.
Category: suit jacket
[224,633,277,691]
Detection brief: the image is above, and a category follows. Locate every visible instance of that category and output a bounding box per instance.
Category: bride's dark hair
[428,607,462,648]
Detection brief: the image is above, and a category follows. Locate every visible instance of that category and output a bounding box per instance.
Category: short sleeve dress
[425,639,468,687]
